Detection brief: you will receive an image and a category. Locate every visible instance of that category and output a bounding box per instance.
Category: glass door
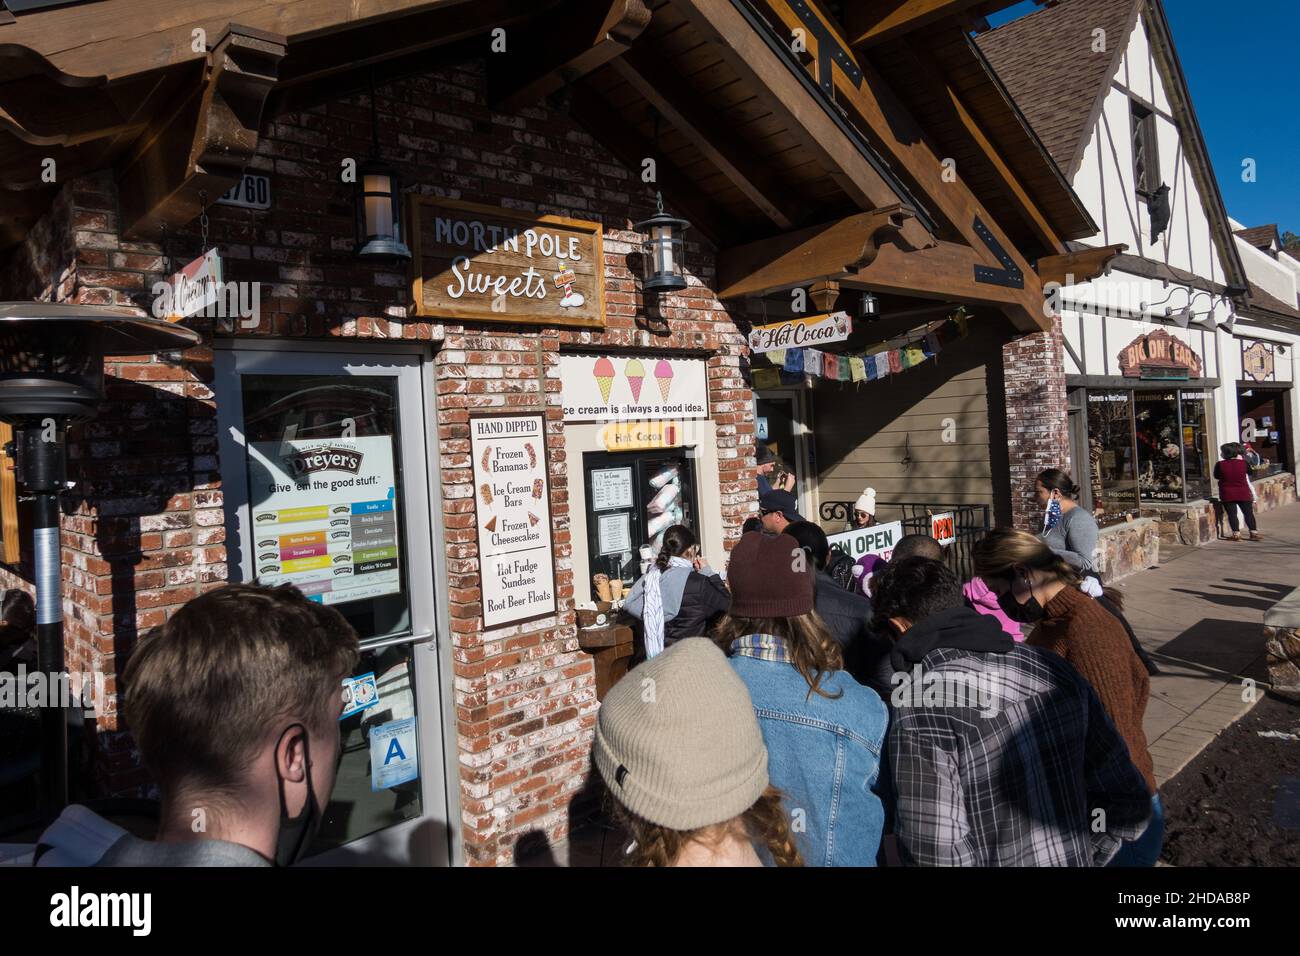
[754,390,812,516]
[214,344,451,865]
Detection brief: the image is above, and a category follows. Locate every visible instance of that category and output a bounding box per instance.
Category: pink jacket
[963,577,1024,641]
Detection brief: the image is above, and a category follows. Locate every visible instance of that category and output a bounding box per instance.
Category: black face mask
[273,724,326,867]
[997,579,1046,624]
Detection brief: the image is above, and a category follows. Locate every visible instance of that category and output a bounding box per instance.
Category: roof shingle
[976,0,1141,175]
[1234,224,1280,251]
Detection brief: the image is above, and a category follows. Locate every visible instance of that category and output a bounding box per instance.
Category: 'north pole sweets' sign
[469,413,557,629]
[409,198,605,328]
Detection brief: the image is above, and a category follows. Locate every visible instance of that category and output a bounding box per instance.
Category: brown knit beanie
[726,531,814,618]
[593,639,768,831]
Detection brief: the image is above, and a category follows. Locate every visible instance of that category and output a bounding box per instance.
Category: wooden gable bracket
[488,0,652,112]
[1035,244,1128,287]
[116,24,286,242]
[718,204,919,299]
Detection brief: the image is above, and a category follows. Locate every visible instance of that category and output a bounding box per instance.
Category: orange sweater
[1030,586,1156,794]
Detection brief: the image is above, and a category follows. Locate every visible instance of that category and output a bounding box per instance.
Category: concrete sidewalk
[1112,500,1300,785]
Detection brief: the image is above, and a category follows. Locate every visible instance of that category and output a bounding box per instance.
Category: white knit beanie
[855,487,877,515]
[593,639,768,831]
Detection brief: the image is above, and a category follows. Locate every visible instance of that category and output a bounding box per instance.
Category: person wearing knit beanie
[717,531,889,866]
[849,487,877,530]
[594,639,801,866]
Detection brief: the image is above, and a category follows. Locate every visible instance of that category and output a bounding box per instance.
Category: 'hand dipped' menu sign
[469,413,557,629]
[410,198,605,328]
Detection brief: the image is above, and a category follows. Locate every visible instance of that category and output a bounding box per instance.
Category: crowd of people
[614,465,1165,867]
[29,461,1182,868]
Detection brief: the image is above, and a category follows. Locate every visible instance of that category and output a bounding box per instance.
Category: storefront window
[1180,391,1213,501]
[1086,391,1139,522]
[582,450,700,600]
[1238,387,1290,477]
[240,374,411,641]
[1088,387,1220,506]
[1134,391,1185,502]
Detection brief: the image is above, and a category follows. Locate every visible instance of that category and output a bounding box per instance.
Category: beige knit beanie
[593,638,768,831]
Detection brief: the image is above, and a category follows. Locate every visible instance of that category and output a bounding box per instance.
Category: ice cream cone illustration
[594,356,615,404]
[654,359,673,401]
[625,358,645,403]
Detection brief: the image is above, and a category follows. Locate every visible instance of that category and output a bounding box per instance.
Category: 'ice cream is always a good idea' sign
[559,354,710,423]
[410,197,605,328]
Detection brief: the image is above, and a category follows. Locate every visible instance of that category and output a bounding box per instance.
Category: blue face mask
[1043,496,1063,534]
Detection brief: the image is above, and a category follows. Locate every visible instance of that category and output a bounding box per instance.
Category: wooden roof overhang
[705,0,1111,333]
[0,0,1099,337]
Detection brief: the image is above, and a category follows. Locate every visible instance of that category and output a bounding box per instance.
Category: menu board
[590,467,633,510]
[470,413,556,629]
[247,436,402,606]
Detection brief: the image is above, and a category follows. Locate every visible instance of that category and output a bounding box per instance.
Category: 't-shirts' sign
[560,354,709,422]
[470,413,556,629]
[410,198,604,328]
[748,312,852,354]
[827,521,904,562]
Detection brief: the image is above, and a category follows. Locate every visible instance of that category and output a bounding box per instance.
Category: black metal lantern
[859,291,880,319]
[0,302,200,817]
[634,191,690,292]
[354,158,411,262]
[354,71,411,263]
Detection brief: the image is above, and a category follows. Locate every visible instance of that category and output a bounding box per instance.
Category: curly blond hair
[611,785,803,867]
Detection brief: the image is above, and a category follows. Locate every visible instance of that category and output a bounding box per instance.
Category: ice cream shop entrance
[581,450,702,603]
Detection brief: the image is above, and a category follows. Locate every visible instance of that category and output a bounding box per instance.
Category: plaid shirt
[729,634,792,663]
[888,643,1152,866]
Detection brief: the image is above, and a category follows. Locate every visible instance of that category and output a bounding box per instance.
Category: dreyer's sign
[283,445,364,478]
[748,312,852,354]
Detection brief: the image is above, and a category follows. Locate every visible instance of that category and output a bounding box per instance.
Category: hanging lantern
[354,157,410,262]
[859,291,880,320]
[634,191,689,292]
[354,71,410,263]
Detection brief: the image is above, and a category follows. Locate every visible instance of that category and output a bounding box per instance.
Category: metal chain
[159,221,170,275]
[198,190,210,252]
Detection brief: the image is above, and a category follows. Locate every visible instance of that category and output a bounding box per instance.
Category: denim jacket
[728,634,889,866]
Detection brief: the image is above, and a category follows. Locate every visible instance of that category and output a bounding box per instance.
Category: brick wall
[1001,315,1071,529]
[1,59,755,865]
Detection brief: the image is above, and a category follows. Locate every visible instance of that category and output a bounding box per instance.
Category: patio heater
[0,303,200,815]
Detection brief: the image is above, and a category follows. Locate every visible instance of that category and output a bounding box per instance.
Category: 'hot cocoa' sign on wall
[409,197,605,328]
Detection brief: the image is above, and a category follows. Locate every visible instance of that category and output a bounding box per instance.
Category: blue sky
[986,1,1299,238]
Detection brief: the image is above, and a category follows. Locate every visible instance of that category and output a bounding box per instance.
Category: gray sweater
[1040,506,1099,571]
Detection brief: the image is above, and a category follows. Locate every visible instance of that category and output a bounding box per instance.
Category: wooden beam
[608,46,804,229]
[569,82,728,245]
[899,34,1065,253]
[844,0,991,49]
[719,208,1048,331]
[671,0,910,218]
[1,0,474,83]
[116,25,286,241]
[1036,244,1127,286]
[717,207,916,298]
[488,0,651,111]
[277,0,556,90]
